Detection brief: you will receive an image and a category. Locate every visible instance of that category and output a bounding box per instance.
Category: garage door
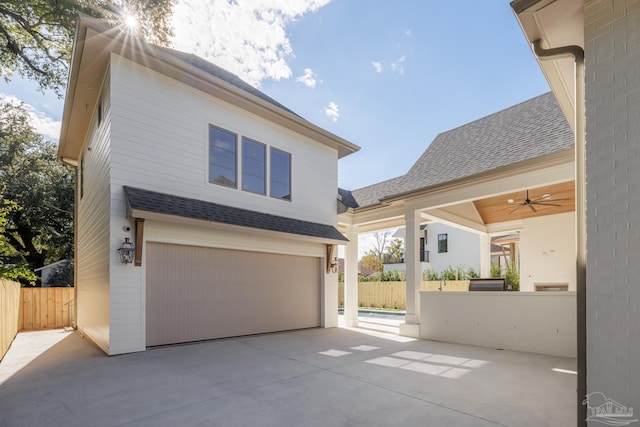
[146,243,321,346]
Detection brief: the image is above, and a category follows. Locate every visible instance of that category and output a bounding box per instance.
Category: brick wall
[584,0,640,406]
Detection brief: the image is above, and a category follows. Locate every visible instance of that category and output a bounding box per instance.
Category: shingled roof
[156,46,298,116]
[341,92,573,209]
[124,186,348,242]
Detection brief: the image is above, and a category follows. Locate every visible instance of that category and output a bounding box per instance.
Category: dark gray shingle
[156,46,298,116]
[344,92,573,208]
[124,186,347,242]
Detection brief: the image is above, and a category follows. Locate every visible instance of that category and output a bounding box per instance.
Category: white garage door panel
[146,243,321,346]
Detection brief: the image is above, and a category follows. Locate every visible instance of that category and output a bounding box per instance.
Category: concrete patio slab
[0,325,576,427]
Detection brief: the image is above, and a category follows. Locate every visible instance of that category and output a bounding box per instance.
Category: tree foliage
[360,253,382,274]
[0,0,175,95]
[382,238,404,264]
[0,98,74,283]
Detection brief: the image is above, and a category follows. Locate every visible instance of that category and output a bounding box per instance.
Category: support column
[400,209,420,337]
[479,233,491,277]
[344,224,359,327]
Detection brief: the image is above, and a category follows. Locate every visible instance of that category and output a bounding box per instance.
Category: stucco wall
[519,212,576,291]
[584,0,640,404]
[420,291,576,358]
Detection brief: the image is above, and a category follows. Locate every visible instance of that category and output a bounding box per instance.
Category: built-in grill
[468,278,508,291]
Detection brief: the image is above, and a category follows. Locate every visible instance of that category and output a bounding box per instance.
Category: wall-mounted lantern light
[118,237,135,264]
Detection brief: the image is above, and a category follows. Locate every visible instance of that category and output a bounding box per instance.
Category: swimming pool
[337,308,405,320]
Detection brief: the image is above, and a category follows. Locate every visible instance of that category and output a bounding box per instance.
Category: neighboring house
[512,0,640,418]
[34,260,71,287]
[336,259,376,278]
[383,223,481,277]
[58,16,358,355]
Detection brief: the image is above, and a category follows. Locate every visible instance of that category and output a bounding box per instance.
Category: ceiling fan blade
[509,204,525,214]
[532,202,562,207]
[531,197,571,203]
[528,204,537,213]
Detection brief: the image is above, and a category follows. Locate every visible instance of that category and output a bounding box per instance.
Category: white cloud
[371,61,383,74]
[0,93,61,141]
[296,68,319,88]
[171,0,333,87]
[390,55,406,74]
[324,101,340,122]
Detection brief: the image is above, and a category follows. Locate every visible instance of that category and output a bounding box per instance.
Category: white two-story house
[58,16,358,355]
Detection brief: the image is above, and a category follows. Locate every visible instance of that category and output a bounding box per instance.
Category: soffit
[473,180,575,224]
[512,0,584,131]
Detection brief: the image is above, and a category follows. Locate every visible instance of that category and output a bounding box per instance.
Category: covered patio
[338,92,576,340]
[0,325,575,426]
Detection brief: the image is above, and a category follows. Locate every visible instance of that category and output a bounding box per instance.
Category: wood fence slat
[16,287,74,331]
[1,280,21,361]
[338,280,470,310]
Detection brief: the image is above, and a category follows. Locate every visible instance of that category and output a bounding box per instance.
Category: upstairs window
[270,148,291,201]
[438,234,448,253]
[242,138,266,195]
[209,126,237,188]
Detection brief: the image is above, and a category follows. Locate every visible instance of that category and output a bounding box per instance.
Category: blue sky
[0,0,549,194]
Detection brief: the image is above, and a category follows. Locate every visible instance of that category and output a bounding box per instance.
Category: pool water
[337,308,405,320]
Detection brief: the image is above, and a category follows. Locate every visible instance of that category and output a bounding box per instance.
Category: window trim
[208,124,238,189]
[269,147,292,202]
[438,233,448,253]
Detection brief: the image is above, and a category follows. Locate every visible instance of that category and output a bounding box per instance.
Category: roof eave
[510,0,584,131]
[359,148,575,209]
[128,208,348,246]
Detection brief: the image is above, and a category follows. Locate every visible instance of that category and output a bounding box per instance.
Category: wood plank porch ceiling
[472,181,575,224]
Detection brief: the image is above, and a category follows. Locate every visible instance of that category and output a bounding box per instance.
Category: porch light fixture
[330,257,339,274]
[118,237,135,264]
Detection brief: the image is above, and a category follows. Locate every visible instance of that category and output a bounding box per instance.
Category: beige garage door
[146,242,321,347]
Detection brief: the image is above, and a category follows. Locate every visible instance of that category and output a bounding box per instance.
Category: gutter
[531,38,586,427]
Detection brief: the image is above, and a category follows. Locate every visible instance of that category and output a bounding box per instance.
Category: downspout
[533,39,586,427]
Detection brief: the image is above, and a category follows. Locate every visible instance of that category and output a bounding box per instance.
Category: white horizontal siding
[109,54,339,226]
[77,84,111,354]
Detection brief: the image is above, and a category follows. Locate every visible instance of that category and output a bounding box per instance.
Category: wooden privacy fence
[19,287,75,331]
[338,280,470,310]
[1,280,21,361]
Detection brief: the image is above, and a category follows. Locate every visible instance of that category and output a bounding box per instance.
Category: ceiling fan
[508,190,567,214]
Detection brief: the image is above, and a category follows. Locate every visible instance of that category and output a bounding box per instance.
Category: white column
[400,209,421,337]
[479,233,491,277]
[322,248,338,328]
[344,224,359,327]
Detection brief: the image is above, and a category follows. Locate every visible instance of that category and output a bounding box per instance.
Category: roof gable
[342,92,574,209]
[59,16,358,163]
[400,92,573,194]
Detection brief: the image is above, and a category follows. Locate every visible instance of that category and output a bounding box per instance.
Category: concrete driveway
[0,324,576,427]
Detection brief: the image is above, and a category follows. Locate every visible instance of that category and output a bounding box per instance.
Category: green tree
[0,0,175,96]
[360,253,382,274]
[0,99,74,281]
[382,238,404,264]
